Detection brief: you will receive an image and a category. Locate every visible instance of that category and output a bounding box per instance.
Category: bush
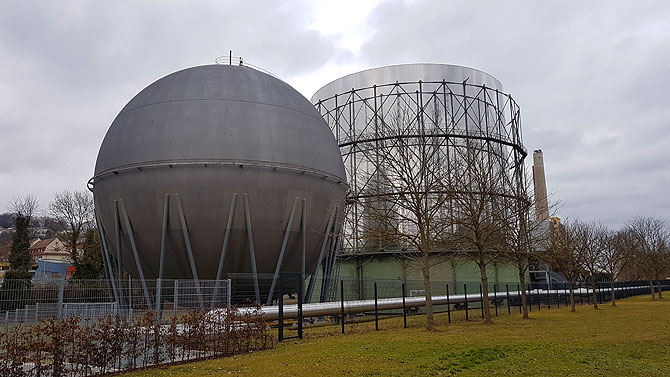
[0,306,274,376]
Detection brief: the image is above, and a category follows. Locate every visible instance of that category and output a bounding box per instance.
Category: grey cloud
[353,0,670,227]
[0,0,342,211]
[1,0,668,229]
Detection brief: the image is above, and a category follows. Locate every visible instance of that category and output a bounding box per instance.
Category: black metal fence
[270,276,669,340]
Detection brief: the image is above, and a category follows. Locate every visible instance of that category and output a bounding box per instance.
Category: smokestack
[532,149,550,221]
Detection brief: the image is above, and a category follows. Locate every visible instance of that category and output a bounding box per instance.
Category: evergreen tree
[6,214,32,280]
[73,229,104,279]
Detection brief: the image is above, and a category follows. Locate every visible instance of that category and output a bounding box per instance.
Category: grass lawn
[122,295,670,376]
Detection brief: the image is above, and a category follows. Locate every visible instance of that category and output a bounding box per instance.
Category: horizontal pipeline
[246,286,646,321]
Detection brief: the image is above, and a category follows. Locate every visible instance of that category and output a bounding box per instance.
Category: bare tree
[48,190,94,264]
[542,218,585,312]
[358,105,453,331]
[578,221,609,309]
[600,229,634,306]
[9,194,39,218]
[500,174,553,318]
[449,147,513,323]
[501,204,534,319]
[627,216,670,300]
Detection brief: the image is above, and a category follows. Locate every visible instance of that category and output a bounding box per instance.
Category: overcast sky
[1,0,668,228]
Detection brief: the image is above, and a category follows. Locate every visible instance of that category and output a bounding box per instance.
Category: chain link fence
[0,278,231,326]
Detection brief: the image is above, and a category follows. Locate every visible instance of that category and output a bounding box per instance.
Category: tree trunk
[569,281,575,312]
[657,280,663,300]
[649,280,656,300]
[519,271,528,319]
[610,281,616,307]
[591,279,599,309]
[70,230,80,265]
[422,254,435,331]
[479,263,492,323]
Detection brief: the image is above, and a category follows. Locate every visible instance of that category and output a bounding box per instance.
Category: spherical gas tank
[92,64,346,286]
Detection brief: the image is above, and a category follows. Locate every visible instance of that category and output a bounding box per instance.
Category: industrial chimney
[532,149,550,221]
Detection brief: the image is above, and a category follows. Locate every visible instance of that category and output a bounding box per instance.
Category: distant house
[28,238,72,262]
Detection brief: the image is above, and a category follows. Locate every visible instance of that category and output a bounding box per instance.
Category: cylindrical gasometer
[312,64,525,255]
[91,64,346,288]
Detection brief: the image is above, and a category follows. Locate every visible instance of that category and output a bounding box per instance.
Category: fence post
[374,282,379,331]
[517,284,521,314]
[227,279,232,309]
[174,280,179,317]
[527,285,532,312]
[479,284,484,319]
[35,302,39,322]
[156,278,162,314]
[340,280,345,334]
[278,275,284,342]
[494,284,498,317]
[556,285,560,308]
[402,283,407,328]
[506,284,510,315]
[464,284,469,320]
[128,276,133,320]
[446,284,451,324]
[537,284,541,311]
[298,273,303,340]
[57,279,65,319]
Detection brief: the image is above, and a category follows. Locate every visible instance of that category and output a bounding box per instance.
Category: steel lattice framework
[314,77,527,255]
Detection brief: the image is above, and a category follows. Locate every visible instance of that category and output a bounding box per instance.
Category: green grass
[123,295,670,376]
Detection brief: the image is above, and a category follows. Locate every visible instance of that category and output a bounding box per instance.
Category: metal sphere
[92,64,346,283]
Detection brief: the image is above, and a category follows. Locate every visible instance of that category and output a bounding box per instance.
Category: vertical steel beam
[174,193,204,310]
[114,200,123,285]
[267,197,299,305]
[243,193,261,304]
[212,193,238,309]
[305,208,336,302]
[119,199,153,310]
[96,210,119,305]
[321,210,340,300]
[156,194,169,313]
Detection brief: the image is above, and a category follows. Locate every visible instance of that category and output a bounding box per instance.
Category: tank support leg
[301,198,307,295]
[96,208,119,305]
[243,193,261,304]
[114,201,123,294]
[212,193,238,309]
[305,207,335,302]
[114,200,127,309]
[267,197,299,305]
[156,194,170,313]
[119,199,153,310]
[175,193,205,310]
[321,209,340,301]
